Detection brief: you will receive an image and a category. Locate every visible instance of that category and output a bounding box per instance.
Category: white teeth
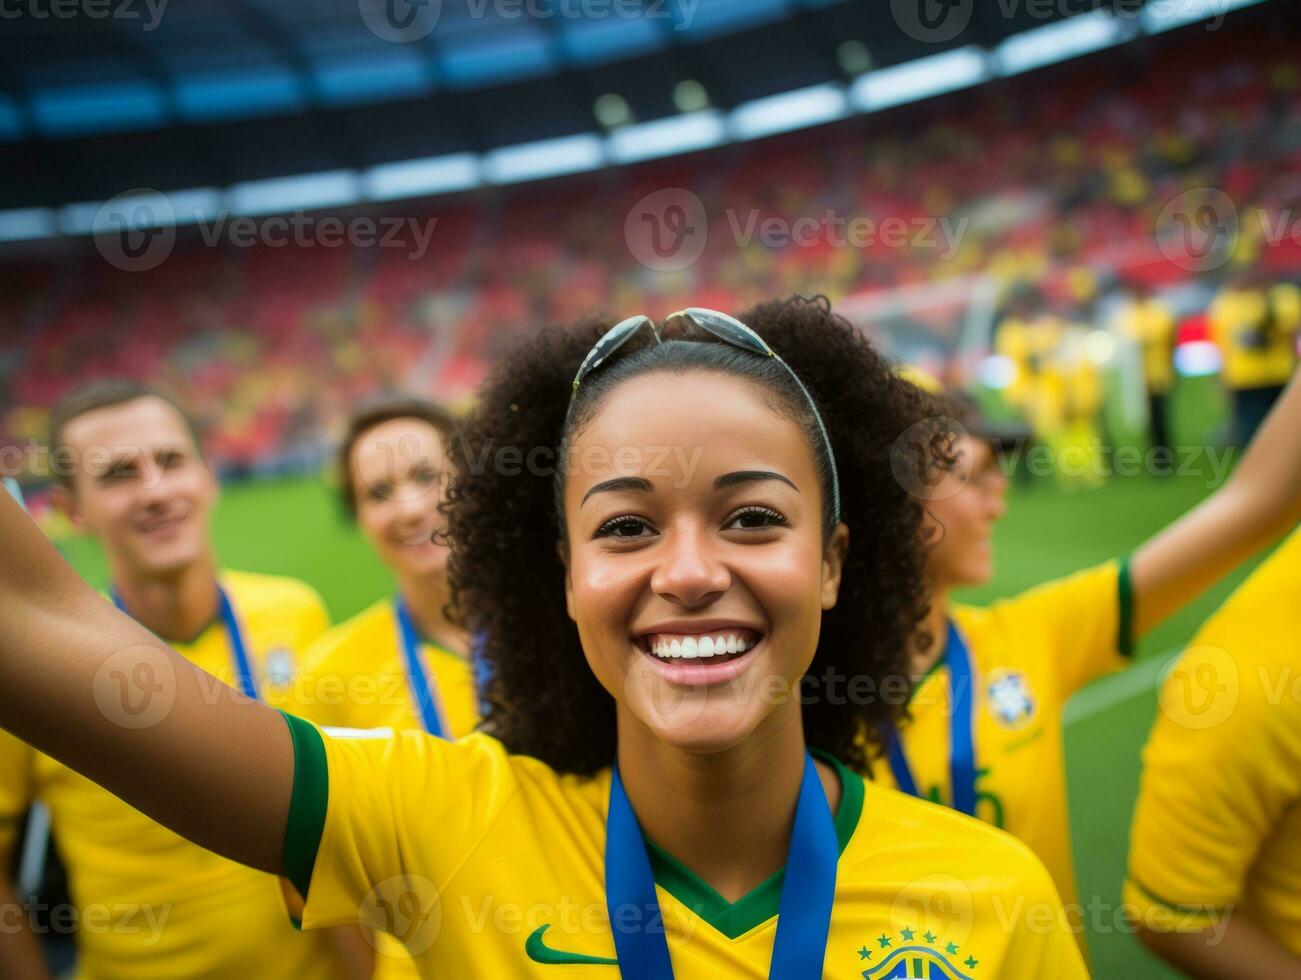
[648,633,758,661]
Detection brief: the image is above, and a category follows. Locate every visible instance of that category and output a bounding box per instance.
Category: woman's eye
[727,506,788,530]
[594,516,653,540]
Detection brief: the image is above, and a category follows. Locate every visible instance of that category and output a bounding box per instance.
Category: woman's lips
[636,635,763,686]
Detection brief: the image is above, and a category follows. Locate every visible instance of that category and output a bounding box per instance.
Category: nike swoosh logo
[524,924,618,966]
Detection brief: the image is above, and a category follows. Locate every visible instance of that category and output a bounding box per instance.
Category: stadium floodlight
[850,46,991,113]
[1141,0,1268,34]
[482,134,607,186]
[228,170,362,217]
[159,189,225,227]
[994,10,1133,78]
[0,208,56,243]
[729,84,850,141]
[673,80,710,114]
[57,188,221,235]
[607,112,728,165]
[362,154,482,202]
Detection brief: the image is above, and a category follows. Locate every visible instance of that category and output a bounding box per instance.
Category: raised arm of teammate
[0,489,291,874]
[1129,369,1301,636]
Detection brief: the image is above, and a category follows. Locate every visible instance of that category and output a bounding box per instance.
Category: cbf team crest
[985,670,1035,729]
[856,927,980,978]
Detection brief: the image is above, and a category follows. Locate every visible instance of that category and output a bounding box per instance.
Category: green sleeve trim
[278,709,329,902]
[1117,555,1135,659]
[1126,875,1228,917]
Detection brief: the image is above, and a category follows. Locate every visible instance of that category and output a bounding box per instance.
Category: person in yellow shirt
[1125,525,1301,977]
[0,299,1088,977]
[1120,284,1178,473]
[298,400,478,737]
[0,380,346,980]
[1208,270,1301,445]
[295,400,480,978]
[883,369,1301,945]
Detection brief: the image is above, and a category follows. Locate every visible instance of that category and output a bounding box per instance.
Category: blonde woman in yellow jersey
[294,400,480,978]
[0,299,1087,978]
[879,369,1301,946]
[1125,525,1301,976]
[0,381,347,980]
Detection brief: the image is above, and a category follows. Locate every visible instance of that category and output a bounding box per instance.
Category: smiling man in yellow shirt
[0,380,344,979]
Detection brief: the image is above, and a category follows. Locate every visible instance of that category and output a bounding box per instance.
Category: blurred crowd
[1,18,1299,478]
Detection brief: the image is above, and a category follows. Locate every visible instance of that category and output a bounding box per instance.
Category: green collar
[641,749,864,940]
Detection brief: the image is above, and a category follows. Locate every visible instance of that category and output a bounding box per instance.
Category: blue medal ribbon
[112,585,258,701]
[886,619,976,816]
[394,597,447,739]
[604,751,838,979]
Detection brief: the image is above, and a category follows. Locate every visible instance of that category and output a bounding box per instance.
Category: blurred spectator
[1208,267,1301,444]
[1120,282,1178,472]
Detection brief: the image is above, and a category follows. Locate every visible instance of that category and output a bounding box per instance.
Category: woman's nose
[649,524,730,607]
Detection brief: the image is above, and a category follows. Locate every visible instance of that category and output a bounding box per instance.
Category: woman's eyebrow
[581,470,799,508]
[581,476,653,507]
[715,470,799,493]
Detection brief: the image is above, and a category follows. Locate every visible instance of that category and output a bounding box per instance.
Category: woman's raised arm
[0,490,293,874]
[1130,370,1301,636]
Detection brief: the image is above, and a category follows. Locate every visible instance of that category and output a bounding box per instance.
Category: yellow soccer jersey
[1125,528,1301,957]
[1209,286,1299,390]
[280,717,1087,978]
[869,559,1133,918]
[295,597,478,737]
[292,597,479,979]
[0,570,343,980]
[1124,299,1177,395]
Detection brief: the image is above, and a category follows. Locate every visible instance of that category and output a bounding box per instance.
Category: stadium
[0,0,1299,977]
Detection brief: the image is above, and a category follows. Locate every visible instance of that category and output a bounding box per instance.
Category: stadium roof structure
[0,0,1278,230]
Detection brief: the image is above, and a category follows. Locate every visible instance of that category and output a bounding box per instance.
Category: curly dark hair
[445,295,943,775]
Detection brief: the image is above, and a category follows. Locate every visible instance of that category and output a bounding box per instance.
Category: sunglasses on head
[565,307,841,526]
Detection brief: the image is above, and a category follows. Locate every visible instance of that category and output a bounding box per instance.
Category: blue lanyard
[604,751,838,979]
[394,597,447,739]
[887,619,977,816]
[470,629,493,718]
[112,585,258,701]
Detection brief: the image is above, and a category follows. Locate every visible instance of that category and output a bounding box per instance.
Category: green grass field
[49,377,1273,978]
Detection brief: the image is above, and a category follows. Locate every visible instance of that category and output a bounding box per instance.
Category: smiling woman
[452,297,936,776]
[0,296,1089,978]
